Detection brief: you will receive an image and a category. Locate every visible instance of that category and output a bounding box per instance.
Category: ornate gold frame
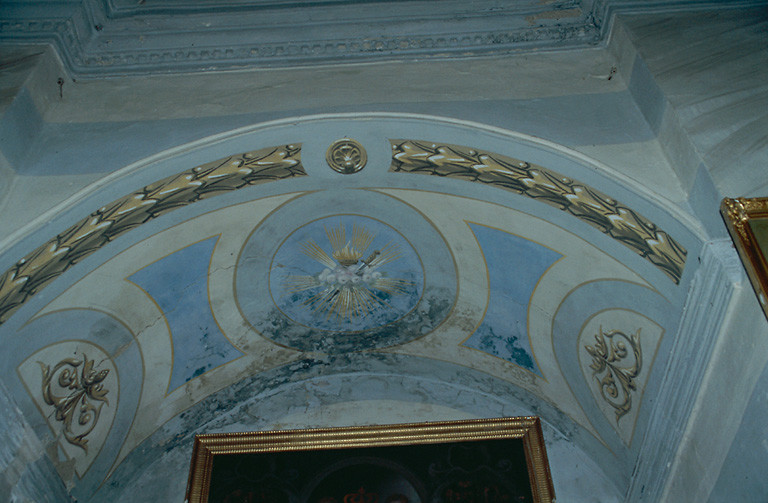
[721,197,768,321]
[185,416,555,503]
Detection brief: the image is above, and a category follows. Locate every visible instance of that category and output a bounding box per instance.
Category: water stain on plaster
[128,236,244,391]
[462,223,561,375]
[256,287,452,354]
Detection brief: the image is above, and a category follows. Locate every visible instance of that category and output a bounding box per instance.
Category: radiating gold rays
[373,278,412,295]
[300,240,336,269]
[282,221,415,323]
[303,285,388,320]
[282,275,320,294]
[325,223,374,255]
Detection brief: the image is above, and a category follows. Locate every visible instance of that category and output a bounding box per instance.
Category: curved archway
[0,114,712,501]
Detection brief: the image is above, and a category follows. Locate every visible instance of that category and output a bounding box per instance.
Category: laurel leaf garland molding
[0,144,304,326]
[389,139,687,283]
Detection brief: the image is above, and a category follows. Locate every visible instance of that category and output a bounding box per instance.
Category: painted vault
[0,116,705,501]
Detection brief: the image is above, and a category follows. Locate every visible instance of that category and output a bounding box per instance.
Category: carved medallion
[326,138,367,174]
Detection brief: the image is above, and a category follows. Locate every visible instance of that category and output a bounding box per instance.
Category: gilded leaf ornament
[39,354,110,452]
[585,328,642,423]
[390,140,687,283]
[0,145,303,326]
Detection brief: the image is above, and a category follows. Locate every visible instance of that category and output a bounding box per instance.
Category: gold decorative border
[390,140,687,284]
[186,416,555,503]
[721,197,768,321]
[0,144,303,326]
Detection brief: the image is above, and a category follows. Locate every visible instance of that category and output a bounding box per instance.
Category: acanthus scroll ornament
[39,354,110,452]
[585,328,642,423]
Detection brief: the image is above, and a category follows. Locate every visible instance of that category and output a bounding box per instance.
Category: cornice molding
[0,0,763,77]
[71,24,600,76]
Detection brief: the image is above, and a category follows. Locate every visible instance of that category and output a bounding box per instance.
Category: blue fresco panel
[463,223,562,375]
[129,236,243,391]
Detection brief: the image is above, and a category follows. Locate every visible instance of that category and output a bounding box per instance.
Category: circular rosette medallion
[270,216,423,332]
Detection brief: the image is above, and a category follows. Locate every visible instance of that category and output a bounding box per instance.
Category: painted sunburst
[282,222,414,321]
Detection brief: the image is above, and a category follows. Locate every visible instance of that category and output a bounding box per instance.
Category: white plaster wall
[0,380,70,502]
[662,245,768,502]
[616,9,768,198]
[0,40,691,250]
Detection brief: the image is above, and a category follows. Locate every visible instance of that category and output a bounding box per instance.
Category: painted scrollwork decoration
[39,354,110,452]
[585,328,642,423]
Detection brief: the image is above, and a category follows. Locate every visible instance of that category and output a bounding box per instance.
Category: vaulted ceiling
[1,2,767,503]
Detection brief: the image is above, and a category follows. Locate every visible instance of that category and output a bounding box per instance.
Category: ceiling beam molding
[0,0,763,77]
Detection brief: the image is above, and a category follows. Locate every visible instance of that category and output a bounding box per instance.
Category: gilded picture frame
[185,416,555,503]
[721,197,768,321]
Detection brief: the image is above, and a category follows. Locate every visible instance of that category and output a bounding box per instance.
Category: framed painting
[185,416,555,503]
[721,197,768,321]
